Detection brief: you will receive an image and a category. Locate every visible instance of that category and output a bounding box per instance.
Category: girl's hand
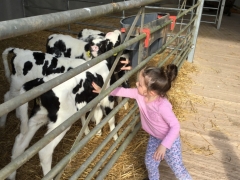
[92,82,102,93]
[120,59,132,71]
[153,144,166,161]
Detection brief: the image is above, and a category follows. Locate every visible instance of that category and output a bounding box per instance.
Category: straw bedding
[0,17,199,179]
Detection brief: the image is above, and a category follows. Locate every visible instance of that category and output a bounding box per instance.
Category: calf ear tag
[87,51,91,57]
[113,53,117,56]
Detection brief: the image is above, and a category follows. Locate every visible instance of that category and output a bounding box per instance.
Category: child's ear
[150,90,157,96]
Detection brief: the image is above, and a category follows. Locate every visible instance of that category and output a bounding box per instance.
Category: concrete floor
[180,13,240,180]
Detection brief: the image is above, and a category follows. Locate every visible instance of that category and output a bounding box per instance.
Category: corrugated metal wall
[0,0,24,21]
[0,0,125,21]
[0,0,181,22]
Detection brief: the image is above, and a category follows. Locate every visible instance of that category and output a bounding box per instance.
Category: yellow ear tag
[87,51,91,57]
[113,53,117,56]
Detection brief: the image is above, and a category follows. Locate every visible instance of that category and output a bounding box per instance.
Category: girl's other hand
[153,144,166,161]
[120,59,132,71]
[92,82,102,93]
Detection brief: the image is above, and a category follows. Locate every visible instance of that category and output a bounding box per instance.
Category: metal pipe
[96,122,141,180]
[69,106,139,180]
[172,42,192,64]
[217,0,226,29]
[187,0,204,62]
[157,15,197,67]
[85,115,140,180]
[0,0,164,40]
[158,27,194,67]
[177,44,193,68]
[146,6,188,11]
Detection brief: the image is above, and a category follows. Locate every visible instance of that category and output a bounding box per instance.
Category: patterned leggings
[145,135,192,180]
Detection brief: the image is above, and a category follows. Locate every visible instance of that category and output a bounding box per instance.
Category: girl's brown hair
[141,64,178,97]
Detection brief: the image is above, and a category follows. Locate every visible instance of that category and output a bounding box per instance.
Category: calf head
[105,30,121,52]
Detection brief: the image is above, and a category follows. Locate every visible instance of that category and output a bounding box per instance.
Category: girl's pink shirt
[110,87,180,149]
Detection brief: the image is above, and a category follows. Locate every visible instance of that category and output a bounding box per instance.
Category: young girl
[92,64,192,180]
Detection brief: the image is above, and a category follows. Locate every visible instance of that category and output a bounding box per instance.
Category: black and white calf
[46,34,105,60]
[77,28,105,42]
[8,52,121,179]
[0,48,88,134]
[46,30,121,61]
[0,30,124,132]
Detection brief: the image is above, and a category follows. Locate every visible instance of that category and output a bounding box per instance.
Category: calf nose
[91,45,99,52]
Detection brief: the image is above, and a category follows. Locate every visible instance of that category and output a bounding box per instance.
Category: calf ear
[115,34,121,47]
[106,40,114,52]
[99,33,106,37]
[84,42,91,52]
[77,30,83,39]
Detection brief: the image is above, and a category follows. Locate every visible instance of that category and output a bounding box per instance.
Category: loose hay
[0,16,201,180]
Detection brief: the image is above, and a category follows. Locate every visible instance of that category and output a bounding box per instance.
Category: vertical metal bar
[70,106,139,180]
[217,0,226,29]
[95,122,141,180]
[187,0,204,63]
[138,7,145,66]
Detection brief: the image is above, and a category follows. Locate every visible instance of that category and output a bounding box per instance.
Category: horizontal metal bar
[69,106,139,180]
[146,6,188,11]
[203,7,218,10]
[85,116,140,180]
[202,13,217,17]
[0,0,164,40]
[200,20,216,24]
[172,42,192,64]
[96,122,141,180]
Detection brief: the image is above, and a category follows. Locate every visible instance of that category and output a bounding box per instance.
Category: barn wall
[0,0,24,21]
[23,0,127,17]
[0,0,180,22]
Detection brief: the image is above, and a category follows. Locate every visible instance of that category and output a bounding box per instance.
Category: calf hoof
[7,171,16,180]
[96,131,102,136]
[113,134,118,141]
[84,129,90,135]
[123,102,129,110]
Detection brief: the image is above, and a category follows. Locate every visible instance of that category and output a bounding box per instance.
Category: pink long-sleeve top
[110,87,180,149]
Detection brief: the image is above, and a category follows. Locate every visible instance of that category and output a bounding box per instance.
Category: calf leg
[80,114,90,135]
[8,113,47,180]
[39,122,70,176]
[108,116,117,141]
[93,105,103,136]
[104,101,118,141]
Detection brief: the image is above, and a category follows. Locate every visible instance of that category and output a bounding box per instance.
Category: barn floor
[0,9,239,180]
[179,13,240,180]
